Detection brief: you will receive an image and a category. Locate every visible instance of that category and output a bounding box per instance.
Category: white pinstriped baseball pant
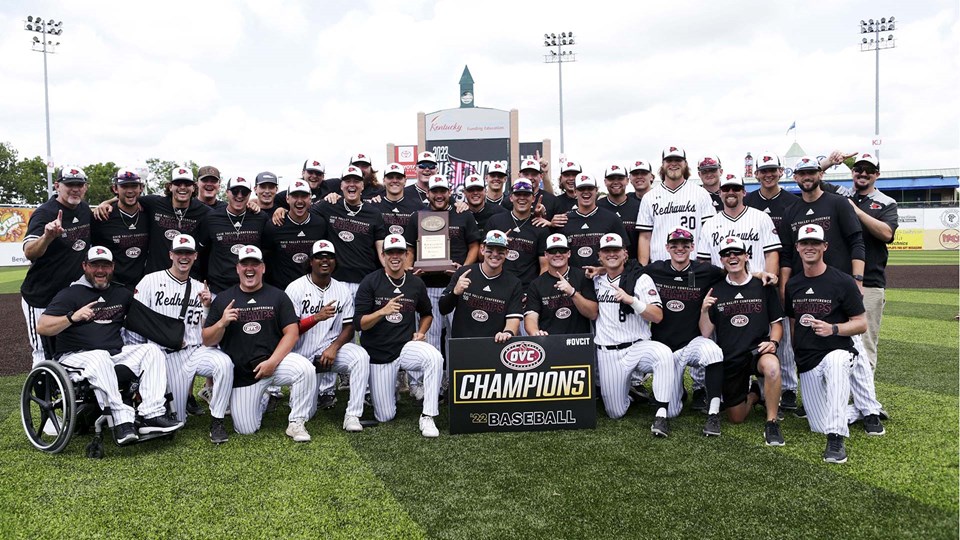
[168,346,233,421]
[22,299,48,367]
[230,353,317,435]
[312,343,370,418]
[596,340,677,419]
[847,335,884,422]
[369,341,442,422]
[316,281,361,397]
[798,350,852,437]
[58,343,168,425]
[668,336,723,417]
[408,286,453,391]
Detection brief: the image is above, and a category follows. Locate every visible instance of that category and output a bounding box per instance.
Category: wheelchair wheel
[21,360,77,454]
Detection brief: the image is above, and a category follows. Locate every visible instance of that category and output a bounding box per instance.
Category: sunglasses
[171,180,194,187]
[417,163,437,170]
[229,188,251,196]
[853,166,878,174]
[545,248,569,255]
[312,253,336,260]
[721,250,746,257]
[667,229,694,241]
[720,185,743,192]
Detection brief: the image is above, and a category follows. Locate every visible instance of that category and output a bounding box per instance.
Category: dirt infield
[0,264,955,377]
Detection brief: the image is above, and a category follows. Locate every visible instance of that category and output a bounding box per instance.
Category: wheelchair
[21,359,179,459]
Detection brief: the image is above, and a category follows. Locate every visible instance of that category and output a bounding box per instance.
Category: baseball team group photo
[1,1,957,538]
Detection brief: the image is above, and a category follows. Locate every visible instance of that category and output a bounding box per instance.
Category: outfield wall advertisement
[891,207,959,250]
[0,206,33,266]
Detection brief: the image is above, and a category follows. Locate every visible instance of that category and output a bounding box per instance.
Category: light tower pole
[24,15,63,198]
[543,32,576,154]
[859,16,896,159]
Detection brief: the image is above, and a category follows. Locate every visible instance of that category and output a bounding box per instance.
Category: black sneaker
[317,394,337,410]
[628,384,650,404]
[794,405,807,419]
[209,418,228,444]
[266,394,281,414]
[364,393,373,408]
[114,422,138,444]
[691,388,707,412]
[780,390,798,410]
[764,421,785,446]
[863,414,886,436]
[651,417,670,438]
[186,394,205,416]
[140,414,182,434]
[823,433,848,463]
[703,413,721,437]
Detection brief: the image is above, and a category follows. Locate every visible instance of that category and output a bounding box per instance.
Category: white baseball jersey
[285,275,355,357]
[130,270,207,347]
[697,206,781,271]
[593,272,662,345]
[636,179,716,262]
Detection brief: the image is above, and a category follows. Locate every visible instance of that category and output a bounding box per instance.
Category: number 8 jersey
[129,269,207,347]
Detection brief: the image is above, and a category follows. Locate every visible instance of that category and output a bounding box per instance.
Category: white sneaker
[286,420,311,442]
[343,415,363,432]
[410,384,425,401]
[267,385,283,398]
[419,415,439,438]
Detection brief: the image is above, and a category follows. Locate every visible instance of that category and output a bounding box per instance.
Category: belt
[597,339,640,351]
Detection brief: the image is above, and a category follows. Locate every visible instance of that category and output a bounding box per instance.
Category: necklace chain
[386,272,406,288]
[344,199,363,216]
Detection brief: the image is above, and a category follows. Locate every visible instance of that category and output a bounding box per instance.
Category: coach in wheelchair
[36,246,182,445]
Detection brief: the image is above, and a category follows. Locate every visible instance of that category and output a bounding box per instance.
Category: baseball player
[555,174,630,270]
[628,160,655,201]
[597,164,641,261]
[517,158,560,221]
[262,179,329,290]
[485,180,550,293]
[636,146,716,265]
[484,161,511,209]
[696,154,724,212]
[355,235,443,437]
[554,160,582,214]
[784,224,867,463]
[91,167,149,288]
[285,240,370,432]
[591,233,678,435]
[404,152,439,205]
[376,162,425,236]
[524,233,598,336]
[348,152,385,201]
[37,246,181,444]
[202,245,317,441]
[275,159,339,209]
[202,176,267,294]
[700,236,785,444]
[136,167,212,274]
[196,166,227,210]
[129,234,234,443]
[461,174,507,234]
[21,166,92,366]
[644,228,725,430]
[253,171,280,217]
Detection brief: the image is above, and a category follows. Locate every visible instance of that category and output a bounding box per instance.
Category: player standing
[554,160,582,215]
[628,159,655,201]
[404,151,439,205]
[556,174,630,270]
[376,163,424,236]
[91,167,149,289]
[203,176,267,294]
[262,179,329,290]
[485,180,549,293]
[196,166,226,210]
[524,234,598,336]
[597,164,641,261]
[461,174,507,234]
[253,171,280,217]
[696,154,724,212]
[484,161,511,209]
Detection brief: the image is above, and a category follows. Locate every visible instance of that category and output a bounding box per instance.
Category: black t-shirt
[21,198,92,306]
[744,189,799,232]
[403,184,431,206]
[311,200,387,284]
[597,196,641,261]
[354,270,433,364]
[853,190,899,288]
[485,212,549,289]
[535,190,560,220]
[439,264,524,338]
[525,266,596,335]
[376,195,424,237]
[45,282,131,355]
[784,266,865,373]
[91,203,149,287]
[203,199,228,211]
[470,203,507,234]
[262,214,328,290]
[779,191,865,275]
[556,207,630,268]
[646,260,725,351]
[404,208,482,288]
[203,209,267,293]
[555,192,579,214]
[205,284,298,387]
[709,191,723,213]
[709,277,784,364]
[276,179,341,209]
[140,195,210,274]
[486,193,510,210]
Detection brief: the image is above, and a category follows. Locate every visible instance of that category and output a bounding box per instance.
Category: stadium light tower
[24,15,64,198]
[859,16,896,159]
[543,31,576,154]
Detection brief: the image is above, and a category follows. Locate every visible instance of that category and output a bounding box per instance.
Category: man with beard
[254,171,280,217]
[38,246,181,443]
[484,161,511,209]
[700,236,785,445]
[197,166,227,210]
[378,163,429,237]
[628,159,655,201]
[203,176,267,294]
[461,174,506,234]
[203,245,317,441]
[556,174,630,270]
[696,154,724,212]
[554,160,582,216]
[485,180,549,293]
[131,234,234,443]
[92,167,150,289]
[637,146,716,265]
[355,234,443,437]
[598,164,641,261]
[349,153,384,201]
[524,233,598,336]
[262,179,329,290]
[276,159,339,209]
[21,166,92,366]
[285,240,371,433]
[404,151,439,205]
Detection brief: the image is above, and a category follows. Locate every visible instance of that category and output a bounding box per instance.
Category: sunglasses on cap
[417,163,437,170]
[853,165,878,174]
[666,229,694,242]
[545,248,570,255]
[719,185,744,192]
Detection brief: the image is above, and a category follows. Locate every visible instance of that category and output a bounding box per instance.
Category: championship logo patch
[500,341,546,371]
[165,229,180,240]
[555,307,571,319]
[72,240,87,251]
[577,246,593,258]
[230,244,243,255]
[338,231,355,242]
[507,250,520,261]
[125,247,142,258]
[471,310,489,322]
[730,314,749,327]
[292,253,308,264]
[798,314,816,327]
[666,300,684,312]
[385,313,403,323]
[389,225,403,235]
[242,322,262,334]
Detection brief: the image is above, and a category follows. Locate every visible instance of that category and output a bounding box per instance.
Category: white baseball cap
[463,174,485,190]
[227,176,252,191]
[604,164,627,178]
[238,245,263,262]
[718,236,747,255]
[629,160,653,173]
[797,224,826,242]
[719,173,744,188]
[511,180,534,193]
[383,163,406,177]
[428,175,450,191]
[483,229,509,247]
[350,153,372,166]
[303,159,325,173]
[341,165,363,179]
[666,227,695,243]
[486,162,508,176]
[546,234,569,250]
[756,152,782,170]
[383,234,407,252]
[854,152,879,168]
[599,233,624,249]
[86,245,113,263]
[794,156,821,172]
[311,240,335,256]
[287,179,312,195]
[417,151,438,165]
[171,166,194,183]
[575,174,597,189]
[114,167,143,185]
[662,146,686,160]
[560,161,582,174]
[697,155,722,170]
[520,159,541,172]
[59,165,88,183]
[171,234,197,253]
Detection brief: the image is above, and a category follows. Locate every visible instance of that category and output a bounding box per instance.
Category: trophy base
[414,260,457,273]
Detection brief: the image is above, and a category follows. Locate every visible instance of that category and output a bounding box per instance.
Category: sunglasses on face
[545,248,569,255]
[229,188,251,196]
[312,253,336,260]
[853,166,878,174]
[720,185,743,192]
[721,250,746,258]
[417,164,437,170]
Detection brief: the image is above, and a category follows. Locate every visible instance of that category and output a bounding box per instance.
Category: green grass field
[0,287,956,539]
[887,250,960,266]
[0,267,27,294]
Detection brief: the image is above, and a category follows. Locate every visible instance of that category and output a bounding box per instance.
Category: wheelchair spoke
[30,395,50,409]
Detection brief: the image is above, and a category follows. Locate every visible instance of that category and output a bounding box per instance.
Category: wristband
[852,274,864,282]
[771,340,780,350]
[831,324,839,336]
[568,289,577,298]
[630,299,648,314]
[503,329,515,337]
[66,311,75,324]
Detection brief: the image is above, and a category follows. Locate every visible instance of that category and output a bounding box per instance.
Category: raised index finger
[226,299,235,309]
[56,210,63,222]
[84,300,99,309]
[461,268,472,278]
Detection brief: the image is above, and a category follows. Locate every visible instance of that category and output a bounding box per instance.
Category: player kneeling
[202,246,317,442]
[592,234,678,437]
[700,236,785,445]
[130,234,234,444]
[355,234,443,438]
[285,240,370,433]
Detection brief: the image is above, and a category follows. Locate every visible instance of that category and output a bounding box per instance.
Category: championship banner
[0,206,34,266]
[447,334,596,434]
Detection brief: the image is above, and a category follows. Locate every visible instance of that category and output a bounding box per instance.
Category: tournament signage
[448,334,596,434]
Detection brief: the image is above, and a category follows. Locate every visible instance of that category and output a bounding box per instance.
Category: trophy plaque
[414,211,456,273]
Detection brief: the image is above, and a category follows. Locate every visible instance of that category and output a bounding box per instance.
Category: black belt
[597,339,640,351]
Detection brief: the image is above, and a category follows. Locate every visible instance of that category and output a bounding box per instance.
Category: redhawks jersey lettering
[651,201,698,216]
[299,299,342,315]
[154,291,202,308]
